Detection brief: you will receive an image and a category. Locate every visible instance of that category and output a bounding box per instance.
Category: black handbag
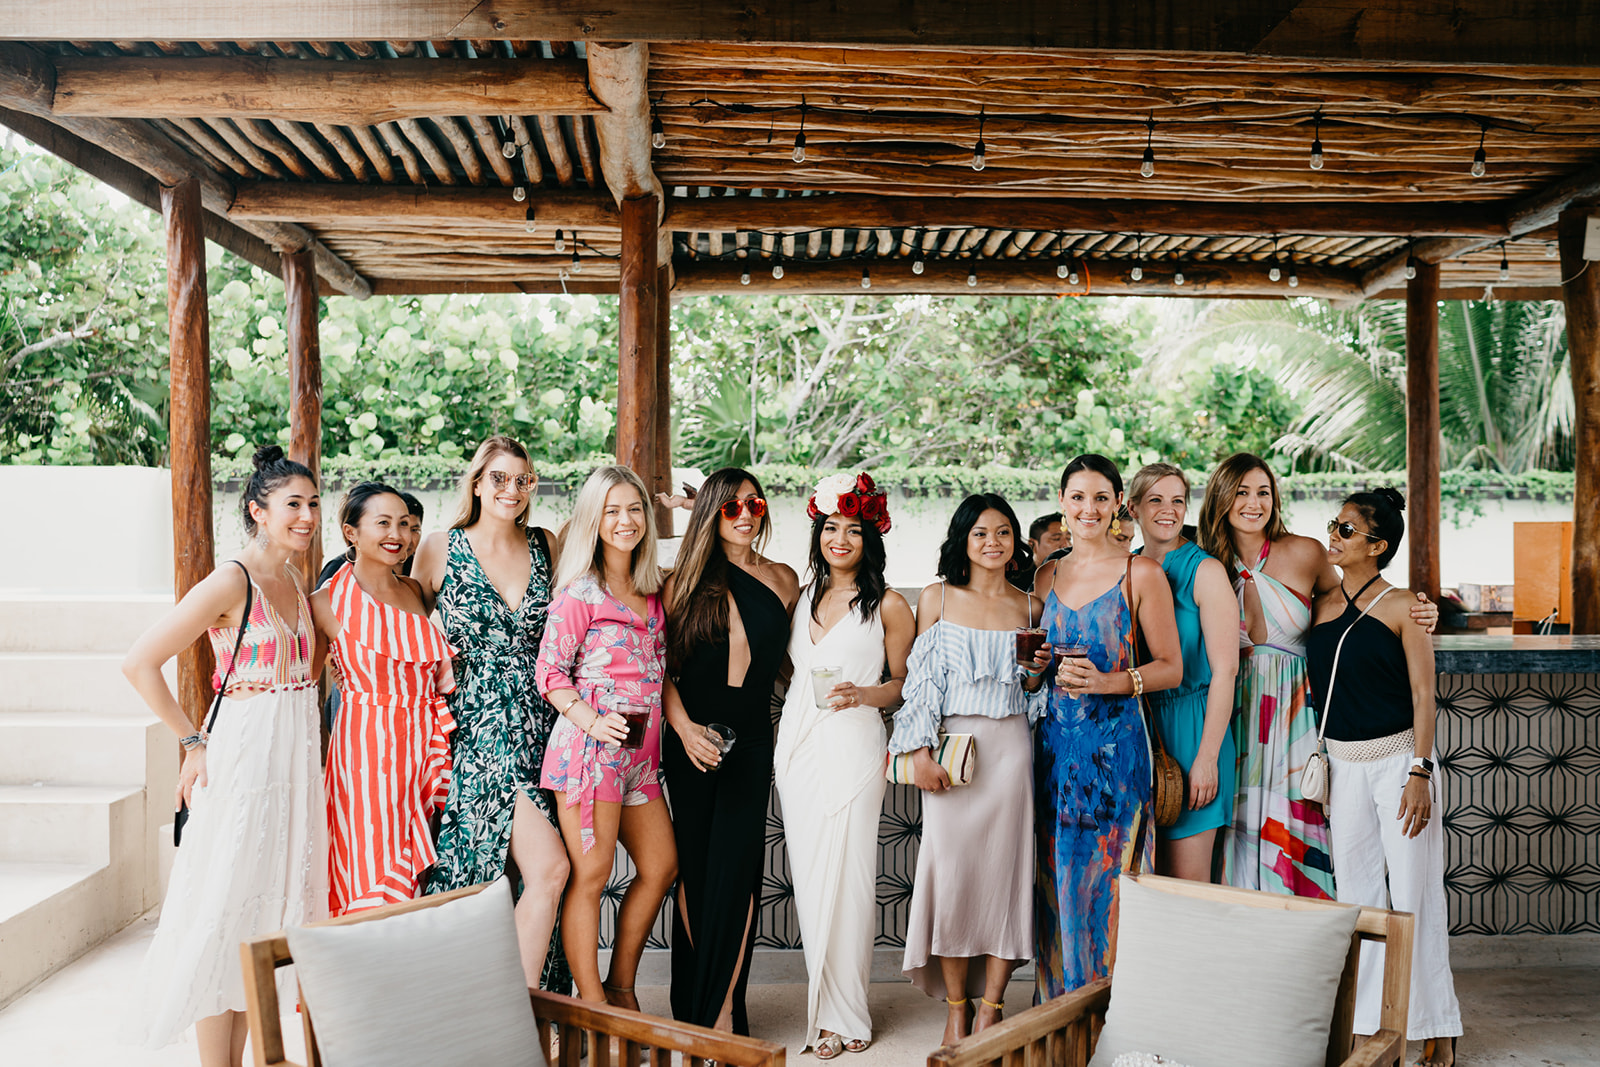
[174,561,253,847]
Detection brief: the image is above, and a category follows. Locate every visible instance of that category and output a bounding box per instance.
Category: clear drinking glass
[811,665,844,708]
[705,723,737,756]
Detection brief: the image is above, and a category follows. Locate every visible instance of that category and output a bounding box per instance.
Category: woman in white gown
[774,472,914,1059]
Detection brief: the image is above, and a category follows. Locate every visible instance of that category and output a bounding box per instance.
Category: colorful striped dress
[1222,541,1336,899]
[325,562,457,916]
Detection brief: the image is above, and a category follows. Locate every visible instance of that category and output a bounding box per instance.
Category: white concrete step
[0,712,169,789]
[0,592,171,653]
[0,652,171,716]
[0,858,148,1008]
[0,785,144,866]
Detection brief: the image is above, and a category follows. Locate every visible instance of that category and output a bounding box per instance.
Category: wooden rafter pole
[586,41,663,208]
[282,248,323,589]
[48,56,602,125]
[1405,261,1442,603]
[617,194,660,504]
[1559,205,1600,634]
[229,182,619,229]
[654,263,673,536]
[162,177,216,729]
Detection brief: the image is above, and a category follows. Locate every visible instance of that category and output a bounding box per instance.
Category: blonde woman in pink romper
[537,466,677,1010]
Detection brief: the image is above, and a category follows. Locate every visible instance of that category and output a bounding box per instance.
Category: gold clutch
[885,733,976,787]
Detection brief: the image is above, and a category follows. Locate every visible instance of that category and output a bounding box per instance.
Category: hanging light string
[1472,123,1488,177]
[972,105,987,172]
[1140,115,1156,178]
[792,97,808,163]
[651,95,667,149]
[1309,110,1324,171]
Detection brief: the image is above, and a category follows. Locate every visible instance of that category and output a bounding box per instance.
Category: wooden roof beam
[664,195,1507,241]
[585,42,664,211]
[45,55,600,126]
[1362,163,1600,295]
[4,2,1597,66]
[673,257,1366,300]
[229,182,620,229]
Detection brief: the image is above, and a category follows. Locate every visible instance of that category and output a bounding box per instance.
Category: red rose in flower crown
[806,470,892,535]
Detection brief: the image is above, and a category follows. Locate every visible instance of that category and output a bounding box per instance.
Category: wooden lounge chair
[926,874,1415,1067]
[240,884,786,1067]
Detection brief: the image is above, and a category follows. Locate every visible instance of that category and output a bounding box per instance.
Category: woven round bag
[1150,724,1185,828]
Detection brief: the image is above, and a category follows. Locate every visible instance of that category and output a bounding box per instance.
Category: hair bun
[1374,485,1406,512]
[252,444,287,470]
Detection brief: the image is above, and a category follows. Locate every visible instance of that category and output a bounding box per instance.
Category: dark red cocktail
[1015,627,1049,665]
[618,702,651,750]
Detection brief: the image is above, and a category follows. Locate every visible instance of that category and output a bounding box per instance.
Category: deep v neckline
[461,528,533,617]
[246,566,306,636]
[806,588,859,646]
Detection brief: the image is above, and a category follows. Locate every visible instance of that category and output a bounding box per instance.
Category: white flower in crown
[811,472,856,516]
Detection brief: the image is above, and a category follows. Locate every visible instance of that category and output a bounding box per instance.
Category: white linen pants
[1328,749,1462,1040]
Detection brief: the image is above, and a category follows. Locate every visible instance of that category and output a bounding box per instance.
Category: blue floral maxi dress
[425,526,571,994]
[1033,573,1154,1000]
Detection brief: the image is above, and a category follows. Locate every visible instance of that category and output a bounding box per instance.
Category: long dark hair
[241,444,315,535]
[338,480,405,560]
[936,493,1025,586]
[806,514,888,624]
[666,467,770,672]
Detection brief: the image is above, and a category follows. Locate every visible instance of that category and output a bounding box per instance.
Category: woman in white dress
[774,472,914,1059]
[121,446,328,1065]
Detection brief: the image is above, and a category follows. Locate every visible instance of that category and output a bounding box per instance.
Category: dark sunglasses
[485,470,537,493]
[719,496,768,521]
[1328,519,1381,543]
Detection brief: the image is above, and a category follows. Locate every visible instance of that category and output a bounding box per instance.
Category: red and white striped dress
[326,562,457,916]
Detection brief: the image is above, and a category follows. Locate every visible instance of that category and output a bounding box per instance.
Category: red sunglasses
[719,496,768,521]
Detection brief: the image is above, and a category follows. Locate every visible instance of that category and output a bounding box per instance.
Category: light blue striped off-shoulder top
[887,618,1047,755]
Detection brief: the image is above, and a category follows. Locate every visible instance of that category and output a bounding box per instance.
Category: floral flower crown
[806,471,892,534]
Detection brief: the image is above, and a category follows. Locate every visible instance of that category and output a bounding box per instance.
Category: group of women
[122,437,1459,1067]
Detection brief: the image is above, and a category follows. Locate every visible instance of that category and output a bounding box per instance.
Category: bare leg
[195,1012,238,1067]
[937,956,971,1046]
[508,791,571,988]
[555,796,622,1003]
[973,956,1019,1033]
[230,1012,250,1065]
[1157,827,1218,882]
[608,797,678,1010]
[712,898,755,1032]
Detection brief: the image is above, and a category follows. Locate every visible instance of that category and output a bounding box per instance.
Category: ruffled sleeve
[889,624,947,755]
[535,580,597,698]
[1022,672,1048,724]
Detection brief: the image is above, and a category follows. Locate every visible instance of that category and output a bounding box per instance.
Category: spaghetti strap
[939,579,947,614]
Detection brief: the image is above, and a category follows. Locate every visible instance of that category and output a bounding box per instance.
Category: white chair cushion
[285,878,546,1067]
[1087,877,1362,1067]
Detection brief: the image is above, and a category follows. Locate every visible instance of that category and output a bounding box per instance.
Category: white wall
[0,466,173,593]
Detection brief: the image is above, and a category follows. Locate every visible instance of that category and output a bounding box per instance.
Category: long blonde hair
[1197,452,1289,580]
[554,465,662,596]
[451,435,532,530]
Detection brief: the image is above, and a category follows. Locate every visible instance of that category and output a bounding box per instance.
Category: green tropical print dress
[426,525,571,993]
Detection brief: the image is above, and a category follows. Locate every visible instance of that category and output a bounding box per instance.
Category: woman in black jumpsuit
[661,468,798,1034]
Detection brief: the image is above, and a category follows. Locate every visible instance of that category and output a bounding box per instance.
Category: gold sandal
[843,1038,871,1053]
[814,1034,845,1060]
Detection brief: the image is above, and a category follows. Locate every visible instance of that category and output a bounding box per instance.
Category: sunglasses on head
[1328,519,1381,543]
[719,496,768,521]
[485,470,537,493]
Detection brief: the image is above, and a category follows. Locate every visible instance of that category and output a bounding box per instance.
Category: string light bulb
[967,267,978,287]
[792,100,807,163]
[772,260,784,280]
[1471,125,1487,178]
[502,139,518,159]
[1287,257,1299,288]
[1309,111,1324,170]
[1499,242,1511,281]
[552,229,566,253]
[1268,237,1281,282]
[861,265,871,289]
[1057,259,1070,280]
[1405,251,1418,281]
[523,205,536,233]
[651,112,666,150]
[912,257,925,275]
[1140,115,1155,178]
[1130,233,1144,281]
[972,106,987,172]
[570,240,582,273]
[740,265,751,285]
[512,184,526,203]
[1068,265,1080,286]
[1173,266,1185,286]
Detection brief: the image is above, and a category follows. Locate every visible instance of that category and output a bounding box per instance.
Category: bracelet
[1408,769,1432,781]
[179,732,206,751]
[1127,668,1144,697]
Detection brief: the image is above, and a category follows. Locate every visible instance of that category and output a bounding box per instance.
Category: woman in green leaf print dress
[413,436,571,994]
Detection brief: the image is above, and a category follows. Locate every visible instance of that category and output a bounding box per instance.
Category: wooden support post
[654,263,673,536]
[282,247,323,588]
[1559,206,1600,633]
[1405,261,1442,602]
[616,194,658,509]
[162,177,215,728]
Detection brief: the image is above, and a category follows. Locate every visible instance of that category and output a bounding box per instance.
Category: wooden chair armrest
[530,990,785,1067]
[1336,1029,1407,1067]
[927,978,1110,1067]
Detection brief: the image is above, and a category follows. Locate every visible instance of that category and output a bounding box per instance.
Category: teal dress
[1140,539,1235,840]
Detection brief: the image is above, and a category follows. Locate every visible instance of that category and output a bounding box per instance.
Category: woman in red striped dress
[311,482,457,915]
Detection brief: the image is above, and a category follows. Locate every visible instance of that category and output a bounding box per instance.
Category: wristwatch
[1410,756,1434,775]
[179,732,207,751]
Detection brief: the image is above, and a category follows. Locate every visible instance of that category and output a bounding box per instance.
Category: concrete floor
[0,911,1594,1066]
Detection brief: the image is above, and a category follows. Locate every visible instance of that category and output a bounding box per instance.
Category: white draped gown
[773,589,889,1049]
